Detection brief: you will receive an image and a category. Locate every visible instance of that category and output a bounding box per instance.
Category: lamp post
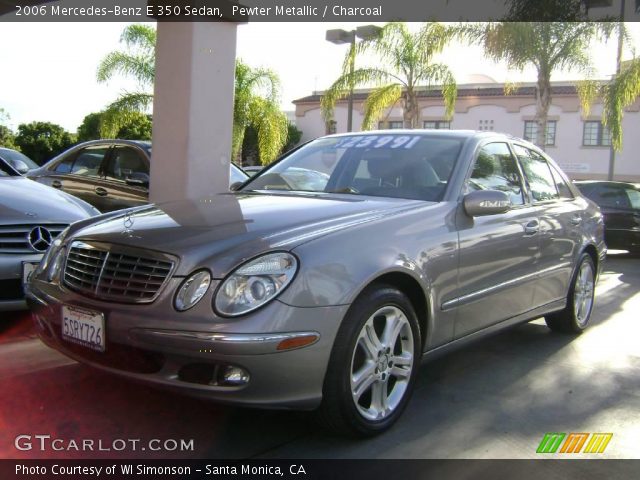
[326,25,382,132]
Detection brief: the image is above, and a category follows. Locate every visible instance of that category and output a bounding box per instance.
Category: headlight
[46,247,66,282]
[214,252,298,317]
[174,270,211,311]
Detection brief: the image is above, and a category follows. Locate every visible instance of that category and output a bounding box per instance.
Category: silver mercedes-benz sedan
[27,131,605,436]
[0,158,98,311]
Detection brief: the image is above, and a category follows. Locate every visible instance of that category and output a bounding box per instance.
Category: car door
[453,141,540,338]
[37,144,112,211]
[513,145,582,307]
[100,144,150,212]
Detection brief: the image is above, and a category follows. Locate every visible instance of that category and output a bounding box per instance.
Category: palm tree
[460,22,614,149]
[97,24,155,137]
[97,25,288,164]
[321,22,457,130]
[232,60,288,164]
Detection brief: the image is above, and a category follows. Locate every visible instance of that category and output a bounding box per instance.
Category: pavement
[1,254,638,460]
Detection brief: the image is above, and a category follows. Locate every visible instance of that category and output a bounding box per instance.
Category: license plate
[61,306,105,352]
[22,262,39,289]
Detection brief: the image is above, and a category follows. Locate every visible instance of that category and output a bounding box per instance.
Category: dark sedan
[575,180,640,254]
[28,140,248,213]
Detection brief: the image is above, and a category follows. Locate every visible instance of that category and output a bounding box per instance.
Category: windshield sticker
[335,135,421,150]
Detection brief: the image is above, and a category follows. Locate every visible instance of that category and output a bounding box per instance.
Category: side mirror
[229,181,243,191]
[463,190,511,217]
[11,159,29,175]
[125,172,150,188]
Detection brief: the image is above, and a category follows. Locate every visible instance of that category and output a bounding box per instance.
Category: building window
[423,121,451,130]
[379,120,404,129]
[326,120,337,135]
[524,120,556,146]
[478,119,494,131]
[583,121,611,146]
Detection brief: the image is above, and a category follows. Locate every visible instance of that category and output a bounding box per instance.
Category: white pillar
[150,22,237,203]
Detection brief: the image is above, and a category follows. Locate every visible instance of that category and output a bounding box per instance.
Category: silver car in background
[27,131,605,436]
[0,159,97,311]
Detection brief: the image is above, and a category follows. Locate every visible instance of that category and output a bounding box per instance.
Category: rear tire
[545,253,595,334]
[316,285,421,437]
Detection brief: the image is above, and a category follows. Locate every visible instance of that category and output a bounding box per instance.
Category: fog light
[220,365,249,386]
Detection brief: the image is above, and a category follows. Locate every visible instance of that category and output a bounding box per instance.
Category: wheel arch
[365,271,431,351]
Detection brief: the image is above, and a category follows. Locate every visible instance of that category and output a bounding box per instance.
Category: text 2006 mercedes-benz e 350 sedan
[27,131,605,436]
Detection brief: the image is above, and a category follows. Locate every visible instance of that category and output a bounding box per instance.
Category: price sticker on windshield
[335,135,421,150]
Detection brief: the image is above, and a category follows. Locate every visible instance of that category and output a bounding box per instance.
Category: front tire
[317,285,421,436]
[545,253,596,334]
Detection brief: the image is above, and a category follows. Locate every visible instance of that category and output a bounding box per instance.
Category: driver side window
[468,143,525,206]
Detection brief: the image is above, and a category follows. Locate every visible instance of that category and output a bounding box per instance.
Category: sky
[1,22,639,132]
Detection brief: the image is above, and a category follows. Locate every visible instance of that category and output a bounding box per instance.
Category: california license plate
[22,262,39,289]
[61,306,105,352]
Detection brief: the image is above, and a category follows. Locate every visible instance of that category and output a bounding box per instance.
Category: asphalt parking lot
[1,254,638,460]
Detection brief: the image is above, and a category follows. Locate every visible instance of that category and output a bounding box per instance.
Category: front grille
[0,224,68,253]
[63,241,174,303]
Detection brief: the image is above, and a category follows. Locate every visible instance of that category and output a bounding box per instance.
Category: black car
[28,140,249,213]
[575,180,640,253]
[0,147,39,174]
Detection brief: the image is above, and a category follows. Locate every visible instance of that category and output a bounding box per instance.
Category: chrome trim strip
[143,330,319,344]
[131,329,321,355]
[441,262,572,311]
[94,251,110,296]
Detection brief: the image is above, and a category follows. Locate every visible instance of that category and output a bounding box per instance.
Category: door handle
[95,187,108,196]
[570,215,582,226]
[51,180,62,189]
[524,220,539,235]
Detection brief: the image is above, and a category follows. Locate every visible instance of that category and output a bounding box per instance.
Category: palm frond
[416,64,457,119]
[97,52,155,86]
[247,97,289,164]
[99,92,154,137]
[603,58,640,151]
[120,24,157,52]
[575,79,602,118]
[321,68,401,122]
[361,84,403,130]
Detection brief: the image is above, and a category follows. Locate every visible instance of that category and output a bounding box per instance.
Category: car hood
[0,177,96,225]
[70,192,426,277]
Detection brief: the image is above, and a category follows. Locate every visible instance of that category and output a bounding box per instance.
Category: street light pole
[346,32,356,132]
[607,0,626,181]
[326,25,382,133]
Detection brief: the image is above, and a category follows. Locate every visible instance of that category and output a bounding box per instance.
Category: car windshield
[242,133,464,202]
[0,148,38,170]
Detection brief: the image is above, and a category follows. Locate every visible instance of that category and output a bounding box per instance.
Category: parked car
[0,147,39,174]
[28,140,249,212]
[0,158,97,311]
[28,130,605,436]
[574,180,640,254]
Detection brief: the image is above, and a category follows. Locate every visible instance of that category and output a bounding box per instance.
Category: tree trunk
[535,67,551,150]
[403,91,420,129]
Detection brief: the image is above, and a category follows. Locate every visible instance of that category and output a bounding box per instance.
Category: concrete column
[150,22,237,203]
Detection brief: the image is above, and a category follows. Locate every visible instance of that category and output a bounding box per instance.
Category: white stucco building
[293,78,640,182]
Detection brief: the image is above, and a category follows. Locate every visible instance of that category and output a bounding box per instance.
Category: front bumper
[1,252,42,312]
[27,278,349,410]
